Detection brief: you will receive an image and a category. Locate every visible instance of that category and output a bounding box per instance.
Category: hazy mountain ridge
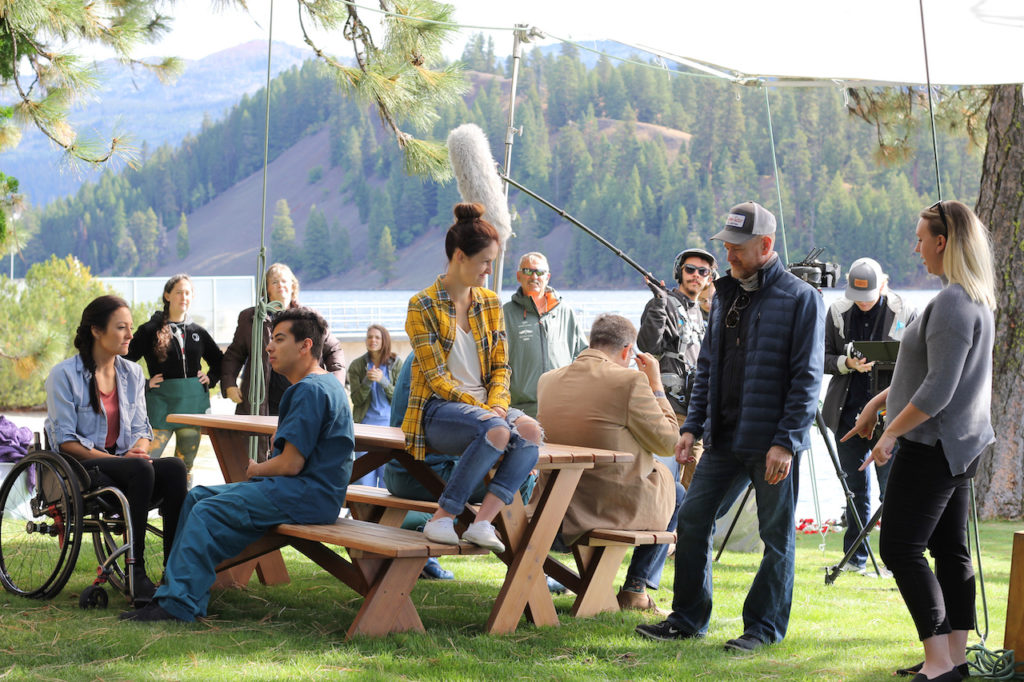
[4,41,308,206]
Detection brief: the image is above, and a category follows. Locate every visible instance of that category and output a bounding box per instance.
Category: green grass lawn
[0,520,1018,681]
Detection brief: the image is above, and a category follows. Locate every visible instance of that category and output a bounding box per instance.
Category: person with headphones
[638,247,717,487]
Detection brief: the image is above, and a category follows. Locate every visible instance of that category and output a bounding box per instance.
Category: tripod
[818,406,884,584]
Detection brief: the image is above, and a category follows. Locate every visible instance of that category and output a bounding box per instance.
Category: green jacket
[347,352,403,424]
[502,287,587,417]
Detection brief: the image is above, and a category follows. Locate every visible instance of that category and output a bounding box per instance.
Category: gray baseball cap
[712,202,777,244]
[845,257,884,303]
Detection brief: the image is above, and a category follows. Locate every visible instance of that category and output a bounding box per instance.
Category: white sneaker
[462,521,505,553]
[423,517,460,545]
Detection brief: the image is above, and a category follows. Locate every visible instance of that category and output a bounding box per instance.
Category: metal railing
[308,299,645,341]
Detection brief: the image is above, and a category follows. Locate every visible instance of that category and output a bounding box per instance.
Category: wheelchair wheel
[90,517,163,595]
[79,584,108,609]
[0,452,84,599]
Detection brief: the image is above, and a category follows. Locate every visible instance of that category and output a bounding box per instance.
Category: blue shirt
[44,355,153,455]
[250,372,354,524]
[365,361,392,423]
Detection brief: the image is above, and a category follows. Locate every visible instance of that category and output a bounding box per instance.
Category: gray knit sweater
[887,282,995,474]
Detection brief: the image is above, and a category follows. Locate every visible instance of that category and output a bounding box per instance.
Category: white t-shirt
[447,326,488,403]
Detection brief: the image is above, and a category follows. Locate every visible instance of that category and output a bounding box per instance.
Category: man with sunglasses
[638,247,717,487]
[502,252,587,417]
[636,201,824,652]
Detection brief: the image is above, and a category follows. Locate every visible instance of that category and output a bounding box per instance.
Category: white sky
[124,0,585,61]
[97,1,1024,86]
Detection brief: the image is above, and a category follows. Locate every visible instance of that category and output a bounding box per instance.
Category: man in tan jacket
[537,314,686,612]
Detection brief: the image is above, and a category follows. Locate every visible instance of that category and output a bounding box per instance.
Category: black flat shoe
[119,601,182,623]
[909,667,966,682]
[896,662,968,678]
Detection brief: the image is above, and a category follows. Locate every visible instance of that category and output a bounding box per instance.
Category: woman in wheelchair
[44,295,187,601]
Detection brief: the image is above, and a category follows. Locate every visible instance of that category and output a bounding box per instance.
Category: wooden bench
[218,516,488,639]
[548,528,677,617]
[344,484,675,619]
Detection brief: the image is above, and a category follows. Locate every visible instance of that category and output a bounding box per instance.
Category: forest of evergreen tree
[24,35,983,288]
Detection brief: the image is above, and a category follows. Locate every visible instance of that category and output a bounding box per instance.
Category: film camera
[787,247,841,289]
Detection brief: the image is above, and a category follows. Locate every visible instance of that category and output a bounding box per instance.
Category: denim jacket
[44,355,153,454]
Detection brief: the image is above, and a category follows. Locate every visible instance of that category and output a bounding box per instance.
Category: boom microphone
[446,122,666,291]
[446,124,513,245]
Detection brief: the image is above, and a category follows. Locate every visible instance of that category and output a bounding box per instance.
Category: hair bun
[453,202,485,222]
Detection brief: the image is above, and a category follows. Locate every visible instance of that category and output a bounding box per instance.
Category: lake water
[303,286,940,527]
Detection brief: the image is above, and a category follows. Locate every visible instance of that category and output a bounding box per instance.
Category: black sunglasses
[520,267,548,277]
[725,292,751,329]
[682,264,712,277]
[930,200,950,236]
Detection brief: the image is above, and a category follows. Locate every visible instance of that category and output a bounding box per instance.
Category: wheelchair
[0,444,163,609]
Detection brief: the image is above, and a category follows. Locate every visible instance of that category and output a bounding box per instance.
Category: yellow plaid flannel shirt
[402,275,510,460]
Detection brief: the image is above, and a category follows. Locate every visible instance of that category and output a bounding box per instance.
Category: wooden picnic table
[168,412,633,634]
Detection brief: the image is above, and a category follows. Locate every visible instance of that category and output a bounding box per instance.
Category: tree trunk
[973,83,1024,519]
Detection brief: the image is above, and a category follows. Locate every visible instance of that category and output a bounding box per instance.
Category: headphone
[673,248,717,284]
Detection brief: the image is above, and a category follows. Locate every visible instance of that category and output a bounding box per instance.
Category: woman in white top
[402,203,541,552]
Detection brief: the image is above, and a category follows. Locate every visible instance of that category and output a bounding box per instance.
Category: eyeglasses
[725,292,751,329]
[520,267,548,277]
[930,200,950,236]
[682,264,712,277]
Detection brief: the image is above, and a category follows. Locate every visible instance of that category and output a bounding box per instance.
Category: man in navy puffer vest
[636,201,824,651]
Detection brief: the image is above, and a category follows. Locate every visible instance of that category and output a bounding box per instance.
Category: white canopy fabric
[457,0,1024,86]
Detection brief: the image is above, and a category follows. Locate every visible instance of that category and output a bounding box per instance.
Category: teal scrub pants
[153,483,288,622]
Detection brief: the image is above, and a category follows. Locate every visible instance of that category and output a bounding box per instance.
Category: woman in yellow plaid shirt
[403,203,542,552]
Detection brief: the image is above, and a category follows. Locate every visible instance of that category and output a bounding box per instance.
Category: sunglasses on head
[682,264,712,277]
[520,267,548,277]
[930,200,950,236]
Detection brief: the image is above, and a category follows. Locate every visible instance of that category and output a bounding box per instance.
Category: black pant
[84,457,187,573]
[879,438,976,640]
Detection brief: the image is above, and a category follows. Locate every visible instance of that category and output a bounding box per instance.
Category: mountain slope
[4,41,308,206]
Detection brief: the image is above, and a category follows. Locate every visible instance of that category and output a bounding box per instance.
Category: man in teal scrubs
[120,307,354,622]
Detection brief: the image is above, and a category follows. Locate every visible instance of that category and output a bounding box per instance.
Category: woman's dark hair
[74,295,130,414]
[154,274,192,362]
[366,324,396,366]
[444,203,500,261]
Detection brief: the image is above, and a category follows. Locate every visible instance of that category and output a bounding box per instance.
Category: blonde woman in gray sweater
[844,200,995,682]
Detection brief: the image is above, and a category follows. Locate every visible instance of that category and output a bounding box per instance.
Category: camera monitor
[853,340,900,363]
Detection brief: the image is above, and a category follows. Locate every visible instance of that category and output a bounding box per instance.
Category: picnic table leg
[204,428,290,587]
[569,544,629,617]
[486,466,586,634]
[286,538,426,639]
[348,556,428,639]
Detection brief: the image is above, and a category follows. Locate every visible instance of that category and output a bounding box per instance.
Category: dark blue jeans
[836,433,890,568]
[668,443,799,644]
[626,454,686,589]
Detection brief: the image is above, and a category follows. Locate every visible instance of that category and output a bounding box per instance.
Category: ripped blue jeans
[422,398,540,516]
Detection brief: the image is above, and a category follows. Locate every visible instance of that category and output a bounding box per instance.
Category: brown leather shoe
[616,589,669,616]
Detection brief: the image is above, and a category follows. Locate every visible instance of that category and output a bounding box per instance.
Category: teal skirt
[146,377,211,431]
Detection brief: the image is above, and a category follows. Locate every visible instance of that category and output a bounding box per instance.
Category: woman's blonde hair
[920,200,996,310]
[264,262,300,308]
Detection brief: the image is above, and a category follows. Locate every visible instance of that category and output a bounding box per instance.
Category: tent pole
[918,0,943,201]
[762,83,789,265]
[496,25,532,299]
[245,0,278,461]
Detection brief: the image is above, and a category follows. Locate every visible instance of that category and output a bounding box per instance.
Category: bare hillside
[156,118,691,289]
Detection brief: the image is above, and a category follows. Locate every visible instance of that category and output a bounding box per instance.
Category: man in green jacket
[502,252,587,417]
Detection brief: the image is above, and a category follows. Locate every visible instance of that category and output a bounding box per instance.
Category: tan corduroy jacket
[536,348,678,544]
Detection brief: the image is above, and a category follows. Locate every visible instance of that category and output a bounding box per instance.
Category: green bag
[146,377,211,430]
